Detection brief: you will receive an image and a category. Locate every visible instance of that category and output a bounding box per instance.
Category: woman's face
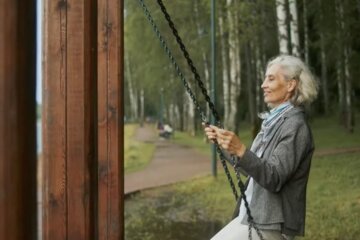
[262,64,296,108]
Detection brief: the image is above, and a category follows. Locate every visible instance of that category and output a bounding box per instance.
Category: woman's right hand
[202,123,217,143]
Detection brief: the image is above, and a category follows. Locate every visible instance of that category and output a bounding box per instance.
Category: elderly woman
[205,55,318,240]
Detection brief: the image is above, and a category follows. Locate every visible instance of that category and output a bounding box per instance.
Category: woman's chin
[264,100,275,109]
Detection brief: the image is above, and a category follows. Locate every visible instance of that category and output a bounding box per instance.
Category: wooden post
[42,0,124,239]
[97,0,124,239]
[0,1,37,239]
[42,1,95,239]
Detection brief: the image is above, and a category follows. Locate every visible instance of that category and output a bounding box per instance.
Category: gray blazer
[233,107,314,236]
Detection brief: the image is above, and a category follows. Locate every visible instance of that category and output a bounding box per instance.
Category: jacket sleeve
[235,120,313,193]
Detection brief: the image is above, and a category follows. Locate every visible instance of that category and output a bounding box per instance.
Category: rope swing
[137,1,265,239]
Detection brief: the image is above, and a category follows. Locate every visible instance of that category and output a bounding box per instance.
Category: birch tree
[302,0,309,63]
[276,0,289,54]
[193,0,211,119]
[227,0,241,130]
[219,1,231,128]
[125,51,138,121]
[139,89,144,126]
[288,0,300,56]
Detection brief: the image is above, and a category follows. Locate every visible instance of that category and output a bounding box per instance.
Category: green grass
[124,124,155,173]
[311,116,360,149]
[304,153,360,239]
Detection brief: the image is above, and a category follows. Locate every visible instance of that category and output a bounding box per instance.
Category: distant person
[204,55,319,240]
[163,124,173,135]
[159,123,173,139]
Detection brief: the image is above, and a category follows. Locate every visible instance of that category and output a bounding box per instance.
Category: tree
[276,0,289,54]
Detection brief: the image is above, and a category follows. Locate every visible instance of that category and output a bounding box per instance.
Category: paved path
[125,124,360,195]
[125,125,212,195]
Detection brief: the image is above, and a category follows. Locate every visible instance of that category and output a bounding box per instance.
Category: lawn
[124,124,155,173]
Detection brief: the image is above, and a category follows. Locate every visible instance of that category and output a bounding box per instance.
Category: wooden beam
[42,1,95,239]
[43,0,124,239]
[97,0,124,239]
[0,1,37,239]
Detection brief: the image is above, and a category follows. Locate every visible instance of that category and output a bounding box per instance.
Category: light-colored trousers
[210,216,295,240]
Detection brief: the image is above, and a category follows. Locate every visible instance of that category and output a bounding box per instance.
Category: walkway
[125,125,212,195]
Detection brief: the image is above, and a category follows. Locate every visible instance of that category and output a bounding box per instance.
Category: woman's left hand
[205,125,247,158]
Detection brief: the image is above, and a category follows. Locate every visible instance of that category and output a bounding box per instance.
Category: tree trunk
[276,0,289,54]
[185,92,195,135]
[335,0,347,128]
[125,52,138,121]
[319,0,329,114]
[193,0,211,120]
[245,43,257,139]
[177,98,184,131]
[219,1,231,128]
[140,89,144,126]
[255,44,264,115]
[227,0,241,130]
[289,0,300,56]
[344,47,354,133]
[337,0,354,132]
[320,38,329,114]
[302,0,309,63]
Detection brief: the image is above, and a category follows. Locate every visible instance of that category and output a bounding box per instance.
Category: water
[125,190,223,240]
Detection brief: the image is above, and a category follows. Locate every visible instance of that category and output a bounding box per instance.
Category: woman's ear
[287,79,297,93]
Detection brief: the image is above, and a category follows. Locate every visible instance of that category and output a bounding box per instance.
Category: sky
[36,0,42,104]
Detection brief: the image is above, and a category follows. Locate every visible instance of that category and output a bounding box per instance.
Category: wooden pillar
[97,0,124,239]
[0,1,37,239]
[42,0,124,239]
[42,1,95,239]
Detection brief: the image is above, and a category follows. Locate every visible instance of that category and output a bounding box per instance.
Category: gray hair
[267,55,319,106]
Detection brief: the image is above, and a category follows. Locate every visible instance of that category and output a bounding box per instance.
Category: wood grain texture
[42,0,124,239]
[42,1,93,239]
[66,1,92,239]
[42,0,67,238]
[0,1,37,239]
[97,0,124,239]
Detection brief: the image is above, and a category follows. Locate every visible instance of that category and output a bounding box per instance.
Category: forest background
[124,0,360,136]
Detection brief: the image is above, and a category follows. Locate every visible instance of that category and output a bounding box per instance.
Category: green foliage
[125,0,360,133]
[125,0,211,118]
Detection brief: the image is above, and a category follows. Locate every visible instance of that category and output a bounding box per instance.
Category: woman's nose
[261,80,267,89]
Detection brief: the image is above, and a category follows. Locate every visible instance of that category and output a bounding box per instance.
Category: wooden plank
[0,1,37,239]
[42,1,94,239]
[42,0,67,239]
[97,0,124,239]
[66,1,92,239]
